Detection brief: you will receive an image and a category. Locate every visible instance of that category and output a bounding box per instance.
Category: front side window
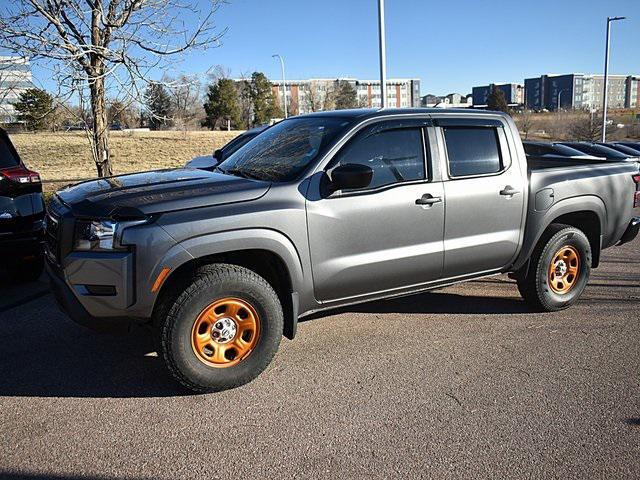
[331,126,425,191]
[219,117,350,182]
[444,127,502,177]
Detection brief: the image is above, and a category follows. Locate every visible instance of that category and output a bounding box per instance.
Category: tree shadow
[0,473,142,480]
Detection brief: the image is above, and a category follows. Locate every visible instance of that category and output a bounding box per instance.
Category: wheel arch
[514,196,605,276]
[151,229,304,339]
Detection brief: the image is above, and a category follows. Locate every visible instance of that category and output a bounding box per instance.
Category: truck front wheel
[517,224,592,312]
[159,263,283,393]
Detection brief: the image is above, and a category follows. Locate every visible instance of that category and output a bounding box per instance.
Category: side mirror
[329,163,373,193]
[185,156,218,171]
[213,149,224,163]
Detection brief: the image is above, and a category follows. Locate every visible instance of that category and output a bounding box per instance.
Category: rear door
[436,118,526,278]
[306,118,445,301]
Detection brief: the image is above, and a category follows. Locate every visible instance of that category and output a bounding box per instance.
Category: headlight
[74,220,119,251]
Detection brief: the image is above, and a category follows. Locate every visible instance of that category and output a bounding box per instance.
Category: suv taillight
[633,174,640,208]
[0,166,41,184]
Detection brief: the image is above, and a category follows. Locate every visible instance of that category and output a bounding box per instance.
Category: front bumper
[46,260,133,334]
[618,216,640,246]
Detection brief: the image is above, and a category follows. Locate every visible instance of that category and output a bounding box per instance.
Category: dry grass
[10,130,242,191]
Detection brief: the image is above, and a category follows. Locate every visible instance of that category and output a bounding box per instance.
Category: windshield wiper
[223,167,264,181]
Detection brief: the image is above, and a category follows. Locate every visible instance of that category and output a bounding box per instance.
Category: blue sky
[29,0,640,96]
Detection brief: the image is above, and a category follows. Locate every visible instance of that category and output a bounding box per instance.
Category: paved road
[1,239,639,479]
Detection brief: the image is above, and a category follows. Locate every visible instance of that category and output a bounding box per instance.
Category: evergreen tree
[202,78,241,130]
[13,88,53,130]
[334,81,358,110]
[250,72,281,125]
[144,83,172,130]
[487,84,509,113]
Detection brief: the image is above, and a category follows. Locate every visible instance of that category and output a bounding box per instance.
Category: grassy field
[10,130,242,191]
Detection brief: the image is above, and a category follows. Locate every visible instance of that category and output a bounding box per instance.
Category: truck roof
[301,107,505,120]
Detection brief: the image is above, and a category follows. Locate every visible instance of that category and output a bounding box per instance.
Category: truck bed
[515,154,640,270]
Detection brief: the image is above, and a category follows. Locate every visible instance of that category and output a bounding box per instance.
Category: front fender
[150,228,305,298]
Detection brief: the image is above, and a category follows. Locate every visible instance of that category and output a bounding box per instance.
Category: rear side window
[0,135,20,169]
[333,128,425,191]
[444,127,502,177]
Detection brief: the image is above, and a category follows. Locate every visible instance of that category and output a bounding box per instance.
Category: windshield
[551,144,593,157]
[218,117,351,182]
[566,143,629,159]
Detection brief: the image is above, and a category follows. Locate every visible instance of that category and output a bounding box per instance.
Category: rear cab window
[443,127,503,177]
[0,133,20,169]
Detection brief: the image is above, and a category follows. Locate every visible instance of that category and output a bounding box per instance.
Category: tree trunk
[90,76,112,177]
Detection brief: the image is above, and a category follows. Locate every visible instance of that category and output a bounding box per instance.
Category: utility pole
[602,16,625,141]
[272,54,288,118]
[378,0,387,108]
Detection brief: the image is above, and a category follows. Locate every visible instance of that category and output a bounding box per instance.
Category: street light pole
[557,89,566,111]
[378,0,387,108]
[272,54,287,118]
[602,16,625,141]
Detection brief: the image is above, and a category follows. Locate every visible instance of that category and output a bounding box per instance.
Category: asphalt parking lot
[1,238,639,479]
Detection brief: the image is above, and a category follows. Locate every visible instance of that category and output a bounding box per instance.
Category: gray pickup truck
[45,109,640,392]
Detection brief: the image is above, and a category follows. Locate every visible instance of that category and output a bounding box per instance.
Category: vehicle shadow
[0,285,534,399]
[301,289,533,323]
[0,306,186,399]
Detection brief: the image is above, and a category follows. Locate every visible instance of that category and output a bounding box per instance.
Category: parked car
[603,142,640,156]
[614,141,640,151]
[185,126,268,171]
[522,141,600,159]
[558,142,639,162]
[0,127,45,281]
[45,109,640,392]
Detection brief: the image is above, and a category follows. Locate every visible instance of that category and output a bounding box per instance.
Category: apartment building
[524,73,640,111]
[271,77,421,115]
[471,83,524,107]
[0,56,33,124]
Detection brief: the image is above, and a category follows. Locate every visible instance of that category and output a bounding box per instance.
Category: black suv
[0,128,45,281]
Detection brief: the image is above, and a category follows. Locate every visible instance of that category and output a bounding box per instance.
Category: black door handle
[415,194,442,206]
[500,186,520,196]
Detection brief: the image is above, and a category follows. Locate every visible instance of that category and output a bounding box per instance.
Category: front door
[306,120,445,302]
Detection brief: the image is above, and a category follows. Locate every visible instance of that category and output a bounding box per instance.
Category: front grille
[44,210,60,263]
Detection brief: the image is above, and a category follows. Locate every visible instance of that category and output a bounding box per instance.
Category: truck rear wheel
[517,224,591,312]
[159,263,283,393]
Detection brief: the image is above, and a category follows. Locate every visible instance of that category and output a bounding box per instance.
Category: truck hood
[56,168,270,218]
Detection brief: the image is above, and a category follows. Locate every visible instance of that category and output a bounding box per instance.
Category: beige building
[0,56,33,124]
[271,77,421,115]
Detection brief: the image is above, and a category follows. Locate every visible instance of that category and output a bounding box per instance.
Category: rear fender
[514,195,605,272]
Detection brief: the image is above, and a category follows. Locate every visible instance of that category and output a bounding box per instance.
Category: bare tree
[165,74,203,135]
[569,112,604,141]
[516,110,536,140]
[304,81,325,113]
[0,1,225,176]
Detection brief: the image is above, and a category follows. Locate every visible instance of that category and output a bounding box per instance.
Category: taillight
[633,174,640,208]
[0,166,41,184]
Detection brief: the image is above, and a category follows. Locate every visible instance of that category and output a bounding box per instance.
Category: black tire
[6,254,44,283]
[158,263,283,393]
[517,224,592,312]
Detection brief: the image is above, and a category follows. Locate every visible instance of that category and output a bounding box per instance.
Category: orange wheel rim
[191,297,261,368]
[548,245,580,295]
